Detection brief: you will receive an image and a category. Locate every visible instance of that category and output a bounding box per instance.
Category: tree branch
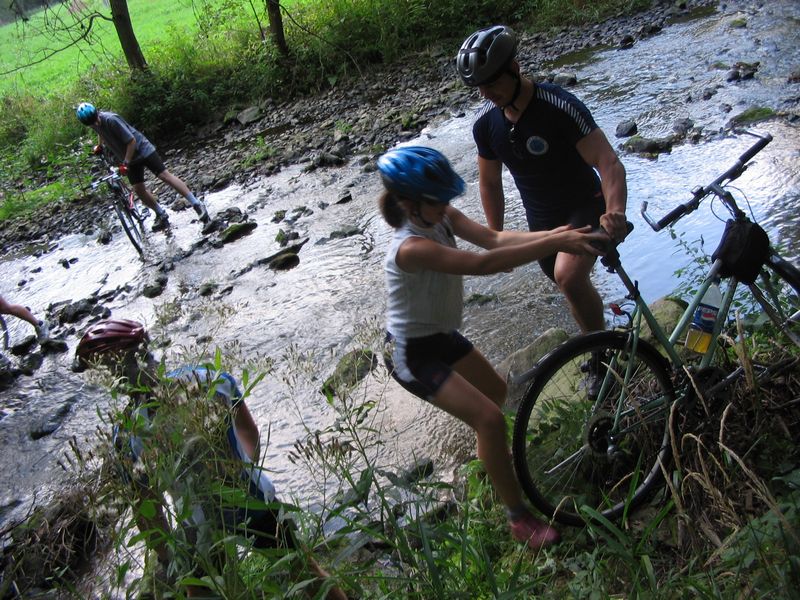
[1,11,112,77]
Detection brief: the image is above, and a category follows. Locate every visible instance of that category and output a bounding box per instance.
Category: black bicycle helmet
[377,146,465,204]
[457,25,518,87]
[75,318,148,366]
[76,102,98,125]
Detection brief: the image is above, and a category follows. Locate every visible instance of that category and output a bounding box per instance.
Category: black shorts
[384,331,474,402]
[525,193,605,281]
[127,151,167,185]
[240,501,298,550]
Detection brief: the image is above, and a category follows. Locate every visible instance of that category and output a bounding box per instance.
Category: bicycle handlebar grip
[92,144,103,155]
[657,204,688,230]
[118,163,128,176]
[737,133,772,164]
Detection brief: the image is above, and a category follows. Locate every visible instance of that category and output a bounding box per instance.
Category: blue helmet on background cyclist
[377,146,465,204]
[76,102,98,125]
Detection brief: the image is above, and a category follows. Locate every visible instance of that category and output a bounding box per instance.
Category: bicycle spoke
[513,331,673,526]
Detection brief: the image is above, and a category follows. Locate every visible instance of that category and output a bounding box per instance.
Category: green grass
[0,0,302,98]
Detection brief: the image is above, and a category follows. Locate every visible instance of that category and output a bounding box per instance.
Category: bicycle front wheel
[512,331,675,527]
[114,199,144,257]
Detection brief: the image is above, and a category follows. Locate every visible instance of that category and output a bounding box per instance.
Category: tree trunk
[266,0,288,56]
[109,0,147,70]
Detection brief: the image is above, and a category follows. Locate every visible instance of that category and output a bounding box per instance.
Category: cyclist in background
[75,319,347,599]
[456,25,629,335]
[377,146,606,550]
[76,102,210,233]
[0,294,48,342]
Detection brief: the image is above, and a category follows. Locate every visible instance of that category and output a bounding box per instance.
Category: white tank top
[385,216,463,339]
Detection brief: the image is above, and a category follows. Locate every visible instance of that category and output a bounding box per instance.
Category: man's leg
[132,182,170,231]
[553,252,605,333]
[157,170,209,223]
[0,296,39,328]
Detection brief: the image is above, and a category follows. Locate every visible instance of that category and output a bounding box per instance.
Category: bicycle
[90,153,149,257]
[511,131,800,527]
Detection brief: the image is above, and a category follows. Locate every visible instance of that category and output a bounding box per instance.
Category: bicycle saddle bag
[711,219,769,284]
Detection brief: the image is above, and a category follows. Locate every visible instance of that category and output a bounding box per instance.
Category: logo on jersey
[525,136,549,156]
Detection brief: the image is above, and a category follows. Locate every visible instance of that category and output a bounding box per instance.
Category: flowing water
[1,1,798,532]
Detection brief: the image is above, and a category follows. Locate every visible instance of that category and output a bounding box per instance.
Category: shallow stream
[1,0,798,533]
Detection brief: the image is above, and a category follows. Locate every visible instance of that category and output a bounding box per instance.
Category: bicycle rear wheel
[512,330,675,527]
[749,253,800,349]
[114,198,144,257]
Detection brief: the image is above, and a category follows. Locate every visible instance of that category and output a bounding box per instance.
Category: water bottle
[685,281,722,353]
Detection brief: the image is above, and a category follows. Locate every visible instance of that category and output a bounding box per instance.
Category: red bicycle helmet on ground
[75,318,148,366]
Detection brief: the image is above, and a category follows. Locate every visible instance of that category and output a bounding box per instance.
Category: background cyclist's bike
[512,131,800,527]
[90,153,148,258]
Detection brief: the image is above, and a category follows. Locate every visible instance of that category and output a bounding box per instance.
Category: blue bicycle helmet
[76,102,98,125]
[377,146,465,204]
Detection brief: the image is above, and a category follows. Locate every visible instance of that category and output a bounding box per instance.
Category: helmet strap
[411,201,435,228]
[501,71,522,111]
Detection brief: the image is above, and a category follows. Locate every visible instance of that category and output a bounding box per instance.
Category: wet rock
[702,87,718,100]
[59,299,96,324]
[30,399,75,440]
[618,34,635,49]
[142,273,168,298]
[0,354,19,385]
[40,338,69,355]
[199,282,217,297]
[465,293,497,307]
[329,225,363,240]
[672,117,695,137]
[727,106,775,127]
[10,335,37,356]
[726,61,759,82]
[497,328,569,409]
[553,72,578,87]
[321,349,378,398]
[268,252,300,271]
[237,106,262,125]
[17,352,43,375]
[336,190,353,205]
[615,119,638,138]
[788,67,800,83]
[96,229,112,245]
[217,206,247,223]
[621,135,675,155]
[218,221,258,245]
[276,229,300,247]
[233,238,309,276]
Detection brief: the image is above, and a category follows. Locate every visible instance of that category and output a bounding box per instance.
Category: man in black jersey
[457,25,628,334]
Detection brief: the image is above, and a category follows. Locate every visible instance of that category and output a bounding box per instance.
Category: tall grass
[3,321,799,598]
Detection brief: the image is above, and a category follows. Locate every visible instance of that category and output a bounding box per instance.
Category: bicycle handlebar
[640,131,773,231]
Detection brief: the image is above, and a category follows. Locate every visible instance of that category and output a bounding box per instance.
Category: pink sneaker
[509,512,560,550]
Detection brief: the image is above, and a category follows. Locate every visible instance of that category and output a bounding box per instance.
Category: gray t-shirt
[93,111,156,163]
[385,216,463,340]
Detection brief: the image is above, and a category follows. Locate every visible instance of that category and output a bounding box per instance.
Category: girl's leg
[433,349,559,549]
[451,348,507,407]
[430,349,519,509]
